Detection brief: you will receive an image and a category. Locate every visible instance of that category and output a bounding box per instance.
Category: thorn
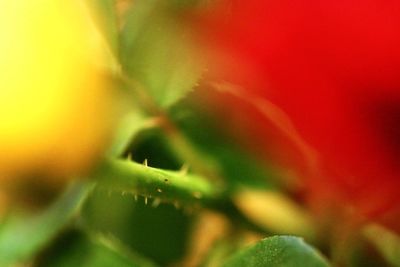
[157,188,162,193]
[143,159,148,167]
[173,201,180,209]
[192,191,202,199]
[152,198,161,208]
[179,163,189,176]
[145,197,148,205]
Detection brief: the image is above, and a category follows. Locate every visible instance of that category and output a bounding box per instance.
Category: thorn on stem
[173,201,180,209]
[192,191,202,199]
[152,198,161,208]
[179,163,189,176]
[143,159,148,167]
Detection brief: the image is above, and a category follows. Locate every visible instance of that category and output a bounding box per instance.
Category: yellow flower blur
[0,1,113,181]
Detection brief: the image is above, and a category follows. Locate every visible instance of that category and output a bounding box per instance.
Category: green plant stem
[94,159,268,236]
[110,77,269,234]
[0,181,93,266]
[95,158,220,206]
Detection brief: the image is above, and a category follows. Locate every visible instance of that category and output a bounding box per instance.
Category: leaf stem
[95,158,221,206]
[94,159,269,235]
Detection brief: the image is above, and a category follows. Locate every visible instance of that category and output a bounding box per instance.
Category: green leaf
[223,236,330,267]
[120,0,203,108]
[106,112,159,157]
[81,190,191,265]
[0,181,93,266]
[363,224,400,267]
[87,0,119,59]
[36,229,158,267]
[171,106,278,191]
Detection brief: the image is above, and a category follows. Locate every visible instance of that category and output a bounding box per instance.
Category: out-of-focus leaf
[36,229,158,267]
[234,190,315,239]
[85,0,121,76]
[363,224,400,267]
[171,106,278,191]
[87,0,119,59]
[106,112,160,157]
[0,181,93,266]
[81,189,191,265]
[120,0,203,108]
[223,236,330,267]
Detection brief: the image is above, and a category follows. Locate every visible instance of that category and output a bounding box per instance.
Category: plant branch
[95,158,221,206]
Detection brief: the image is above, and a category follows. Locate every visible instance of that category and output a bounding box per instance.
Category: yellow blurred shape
[0,1,113,180]
[363,223,400,266]
[234,189,315,239]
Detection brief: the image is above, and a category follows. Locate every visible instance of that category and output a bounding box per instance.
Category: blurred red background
[192,0,400,232]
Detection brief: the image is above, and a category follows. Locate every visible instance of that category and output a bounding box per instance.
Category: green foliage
[81,190,191,265]
[36,230,157,267]
[2,1,396,266]
[106,111,151,157]
[223,236,330,267]
[170,105,279,191]
[87,0,119,57]
[120,0,203,108]
[0,182,92,266]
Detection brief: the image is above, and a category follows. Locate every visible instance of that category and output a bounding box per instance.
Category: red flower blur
[194,0,400,231]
